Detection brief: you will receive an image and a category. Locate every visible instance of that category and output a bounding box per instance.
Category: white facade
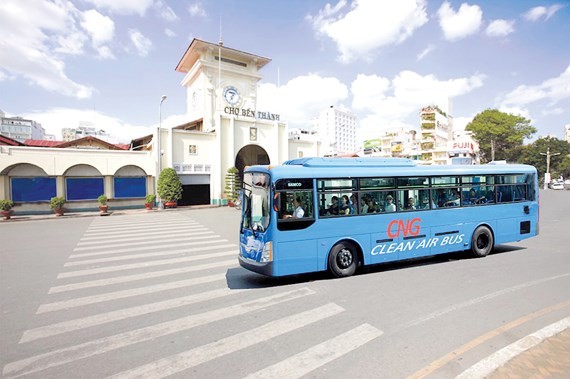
[316,106,356,155]
[1,114,45,142]
[171,39,293,205]
[565,124,570,143]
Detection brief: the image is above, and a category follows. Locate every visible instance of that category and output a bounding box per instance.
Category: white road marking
[48,259,236,294]
[106,303,344,379]
[397,273,570,331]
[245,323,383,379]
[67,238,224,258]
[85,219,197,229]
[84,220,197,232]
[22,286,237,342]
[2,288,315,378]
[65,234,220,266]
[456,316,570,379]
[58,245,236,278]
[76,229,212,246]
[38,273,227,314]
[73,232,216,251]
[82,224,204,238]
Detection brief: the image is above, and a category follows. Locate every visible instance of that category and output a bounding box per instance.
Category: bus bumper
[238,255,274,276]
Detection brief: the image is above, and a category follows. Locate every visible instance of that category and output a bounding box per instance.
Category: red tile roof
[24,139,63,147]
[1,135,26,146]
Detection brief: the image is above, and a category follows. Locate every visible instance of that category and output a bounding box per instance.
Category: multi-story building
[288,128,322,159]
[419,105,453,165]
[316,106,356,156]
[565,124,570,143]
[62,124,113,143]
[0,111,45,142]
[362,128,420,159]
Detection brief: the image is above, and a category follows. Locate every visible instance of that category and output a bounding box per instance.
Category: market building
[0,39,321,214]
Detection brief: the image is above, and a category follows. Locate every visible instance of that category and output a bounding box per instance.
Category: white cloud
[85,0,154,16]
[0,0,95,98]
[437,1,482,41]
[351,74,390,110]
[501,65,570,107]
[351,70,485,141]
[486,19,515,37]
[188,3,207,18]
[129,29,152,57]
[258,74,348,124]
[417,44,435,61]
[307,0,428,63]
[541,107,564,116]
[21,108,191,143]
[523,4,564,22]
[155,1,178,21]
[498,105,532,121]
[165,28,176,38]
[452,115,474,132]
[81,9,115,59]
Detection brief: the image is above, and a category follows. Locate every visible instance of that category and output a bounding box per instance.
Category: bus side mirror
[273,193,280,212]
[523,205,529,214]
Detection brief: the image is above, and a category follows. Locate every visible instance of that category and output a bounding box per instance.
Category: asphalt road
[0,190,569,378]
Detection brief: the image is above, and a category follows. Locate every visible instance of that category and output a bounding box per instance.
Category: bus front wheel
[471,226,494,258]
[328,242,357,277]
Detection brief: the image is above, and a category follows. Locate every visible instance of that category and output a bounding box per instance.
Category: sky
[1,0,569,145]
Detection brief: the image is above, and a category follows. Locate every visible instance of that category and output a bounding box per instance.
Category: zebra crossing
[2,212,382,378]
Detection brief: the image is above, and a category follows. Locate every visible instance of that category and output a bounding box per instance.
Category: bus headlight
[260,241,273,262]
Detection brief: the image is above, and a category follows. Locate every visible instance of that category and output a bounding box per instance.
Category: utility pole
[540,147,560,189]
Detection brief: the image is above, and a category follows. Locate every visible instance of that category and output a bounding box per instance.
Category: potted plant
[1,199,15,220]
[98,194,109,213]
[157,168,182,208]
[224,166,240,207]
[50,196,66,216]
[145,194,156,210]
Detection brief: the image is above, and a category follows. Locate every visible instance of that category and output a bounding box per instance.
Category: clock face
[223,86,240,106]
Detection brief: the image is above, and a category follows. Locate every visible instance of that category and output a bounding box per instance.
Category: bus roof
[244,157,537,179]
[283,157,415,167]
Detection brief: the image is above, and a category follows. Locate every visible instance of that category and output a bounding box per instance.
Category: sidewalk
[488,327,570,378]
[1,204,219,223]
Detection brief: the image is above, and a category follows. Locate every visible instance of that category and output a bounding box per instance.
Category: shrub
[50,196,66,209]
[145,194,156,204]
[0,199,15,211]
[98,194,108,205]
[157,168,183,202]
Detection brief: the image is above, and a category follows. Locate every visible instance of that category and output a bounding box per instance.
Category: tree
[518,137,570,182]
[465,109,536,163]
[157,168,183,202]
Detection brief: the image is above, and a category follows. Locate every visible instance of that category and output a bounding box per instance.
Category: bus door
[273,178,317,276]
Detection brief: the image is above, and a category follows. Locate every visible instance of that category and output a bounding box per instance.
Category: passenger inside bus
[327,196,339,215]
[406,197,416,210]
[384,195,396,212]
[340,195,351,215]
[283,197,304,219]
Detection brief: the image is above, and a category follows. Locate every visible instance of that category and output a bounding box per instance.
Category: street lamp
[540,147,560,189]
[157,95,167,206]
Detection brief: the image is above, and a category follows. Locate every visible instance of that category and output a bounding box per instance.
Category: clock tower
[172,39,292,206]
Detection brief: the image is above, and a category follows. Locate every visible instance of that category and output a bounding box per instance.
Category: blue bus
[238,158,539,278]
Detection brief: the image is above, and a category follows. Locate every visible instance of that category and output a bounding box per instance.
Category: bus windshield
[242,172,270,232]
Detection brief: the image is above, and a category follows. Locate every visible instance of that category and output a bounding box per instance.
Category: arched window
[114,165,147,198]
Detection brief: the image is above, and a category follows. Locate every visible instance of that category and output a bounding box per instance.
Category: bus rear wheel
[328,242,357,277]
[471,226,494,257]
